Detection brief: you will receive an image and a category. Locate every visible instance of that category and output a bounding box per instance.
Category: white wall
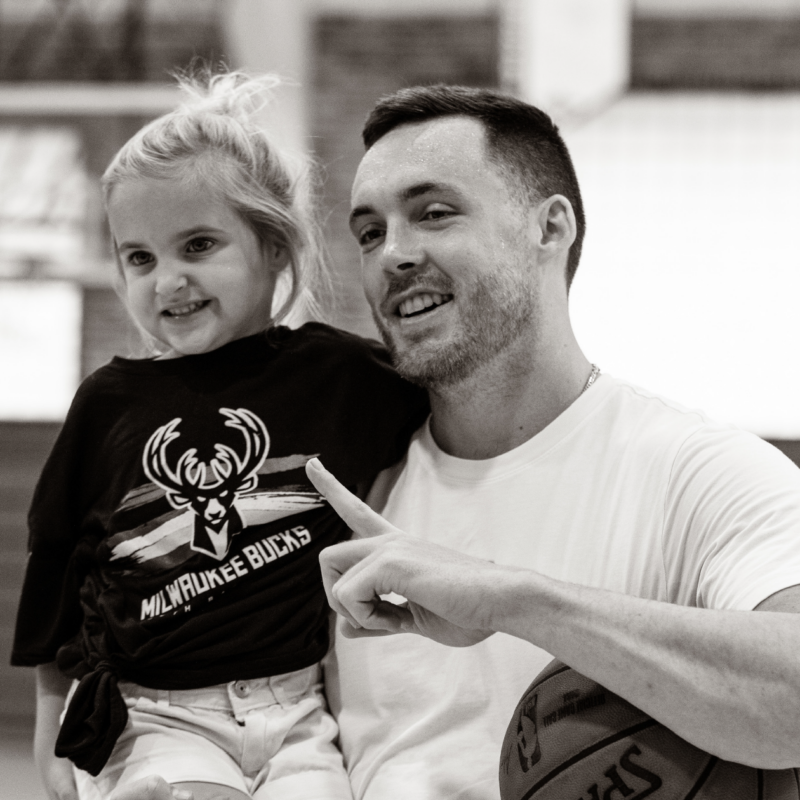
[508,0,630,120]
[0,282,82,420]
[566,93,800,438]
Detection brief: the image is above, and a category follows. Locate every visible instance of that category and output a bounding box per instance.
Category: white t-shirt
[325,374,800,800]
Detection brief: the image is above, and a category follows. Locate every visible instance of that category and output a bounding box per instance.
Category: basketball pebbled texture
[499,660,800,800]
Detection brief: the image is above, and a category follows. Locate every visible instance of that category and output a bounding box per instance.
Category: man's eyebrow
[349,182,454,227]
[401,182,445,202]
[349,204,374,227]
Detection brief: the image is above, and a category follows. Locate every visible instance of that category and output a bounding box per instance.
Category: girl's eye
[187,237,215,254]
[126,251,152,267]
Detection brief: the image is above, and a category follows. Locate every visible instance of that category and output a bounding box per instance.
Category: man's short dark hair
[362,85,586,288]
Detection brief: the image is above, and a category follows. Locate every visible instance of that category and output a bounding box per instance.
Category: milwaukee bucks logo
[143,408,269,560]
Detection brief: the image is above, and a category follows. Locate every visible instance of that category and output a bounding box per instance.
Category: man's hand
[306,457,496,647]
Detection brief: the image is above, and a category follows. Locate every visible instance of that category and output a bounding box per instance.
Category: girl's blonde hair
[102,68,328,336]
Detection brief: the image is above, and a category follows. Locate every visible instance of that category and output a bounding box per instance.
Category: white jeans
[71,663,353,800]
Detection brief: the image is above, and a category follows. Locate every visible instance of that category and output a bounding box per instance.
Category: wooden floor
[0,720,45,800]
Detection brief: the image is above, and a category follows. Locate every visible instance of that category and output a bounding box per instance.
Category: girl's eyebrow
[117,226,223,251]
[116,239,146,251]
[175,225,223,240]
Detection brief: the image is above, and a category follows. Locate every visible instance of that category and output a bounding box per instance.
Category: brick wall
[0,11,224,82]
[310,14,499,337]
[81,286,141,377]
[632,15,800,89]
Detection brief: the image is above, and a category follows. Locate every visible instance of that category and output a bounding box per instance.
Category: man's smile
[397,292,454,319]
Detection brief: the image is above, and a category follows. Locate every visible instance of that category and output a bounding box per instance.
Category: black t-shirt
[12,323,427,686]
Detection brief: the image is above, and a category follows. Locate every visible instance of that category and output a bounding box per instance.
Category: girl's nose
[154,263,188,296]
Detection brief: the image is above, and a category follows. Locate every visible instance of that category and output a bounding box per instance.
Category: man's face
[350,116,540,388]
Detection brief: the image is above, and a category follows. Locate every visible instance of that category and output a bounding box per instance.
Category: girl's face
[107,175,285,358]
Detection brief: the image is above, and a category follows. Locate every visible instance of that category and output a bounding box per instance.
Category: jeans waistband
[116,663,321,714]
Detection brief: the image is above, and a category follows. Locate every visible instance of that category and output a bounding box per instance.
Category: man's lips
[160,300,211,318]
[395,291,454,319]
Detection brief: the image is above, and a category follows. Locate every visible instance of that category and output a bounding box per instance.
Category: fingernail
[307,457,322,471]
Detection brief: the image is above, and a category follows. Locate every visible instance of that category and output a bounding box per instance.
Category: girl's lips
[162,300,211,318]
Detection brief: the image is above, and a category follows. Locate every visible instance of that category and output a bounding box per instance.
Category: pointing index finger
[305,458,394,538]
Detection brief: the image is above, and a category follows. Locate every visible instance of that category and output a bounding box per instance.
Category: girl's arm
[35,662,77,800]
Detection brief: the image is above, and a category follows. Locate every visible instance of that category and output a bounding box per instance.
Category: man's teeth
[398,292,451,318]
[164,301,207,317]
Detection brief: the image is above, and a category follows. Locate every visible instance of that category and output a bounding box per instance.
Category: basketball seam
[519,718,658,800]
[536,664,572,687]
[679,756,717,800]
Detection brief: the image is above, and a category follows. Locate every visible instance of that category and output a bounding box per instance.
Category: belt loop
[157,688,169,708]
[268,676,285,707]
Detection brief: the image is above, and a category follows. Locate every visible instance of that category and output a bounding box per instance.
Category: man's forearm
[492,571,800,768]
[308,458,800,769]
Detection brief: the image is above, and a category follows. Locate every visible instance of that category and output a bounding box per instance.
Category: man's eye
[422,208,452,221]
[187,237,214,254]
[359,227,384,247]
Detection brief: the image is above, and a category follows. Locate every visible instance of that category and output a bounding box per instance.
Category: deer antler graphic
[142,408,270,559]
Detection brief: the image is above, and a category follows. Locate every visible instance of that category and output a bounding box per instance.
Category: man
[116,84,800,800]
[304,84,800,800]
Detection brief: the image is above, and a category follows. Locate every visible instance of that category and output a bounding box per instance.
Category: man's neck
[426,337,591,460]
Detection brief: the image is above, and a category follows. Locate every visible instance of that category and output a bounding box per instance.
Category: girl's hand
[306,458,496,647]
[110,776,195,800]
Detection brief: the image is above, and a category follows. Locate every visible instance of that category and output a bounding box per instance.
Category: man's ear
[535,194,577,258]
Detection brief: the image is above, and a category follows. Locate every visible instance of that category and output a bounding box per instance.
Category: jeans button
[233,680,250,698]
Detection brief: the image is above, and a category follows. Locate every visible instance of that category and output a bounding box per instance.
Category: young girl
[11,71,427,800]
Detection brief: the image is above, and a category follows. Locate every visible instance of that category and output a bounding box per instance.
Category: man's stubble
[371,257,540,391]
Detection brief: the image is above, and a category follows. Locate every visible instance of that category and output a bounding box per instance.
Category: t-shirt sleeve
[663,426,800,611]
[305,324,429,484]
[10,378,102,666]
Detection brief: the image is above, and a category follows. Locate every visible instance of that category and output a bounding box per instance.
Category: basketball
[499,660,800,799]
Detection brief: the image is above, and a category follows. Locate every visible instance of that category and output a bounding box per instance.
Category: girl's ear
[263,240,291,273]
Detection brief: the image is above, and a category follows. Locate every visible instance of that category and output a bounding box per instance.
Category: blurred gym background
[2,0,800,796]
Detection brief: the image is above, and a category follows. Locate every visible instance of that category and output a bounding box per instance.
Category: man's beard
[372,266,538,390]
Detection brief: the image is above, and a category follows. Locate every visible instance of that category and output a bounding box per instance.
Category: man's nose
[379,224,424,274]
[154,261,188,296]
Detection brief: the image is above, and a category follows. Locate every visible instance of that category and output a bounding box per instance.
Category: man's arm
[307,458,800,770]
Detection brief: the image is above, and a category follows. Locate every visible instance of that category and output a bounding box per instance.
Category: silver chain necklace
[579,364,601,396]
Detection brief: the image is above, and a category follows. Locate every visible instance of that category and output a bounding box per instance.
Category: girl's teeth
[168,301,205,317]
